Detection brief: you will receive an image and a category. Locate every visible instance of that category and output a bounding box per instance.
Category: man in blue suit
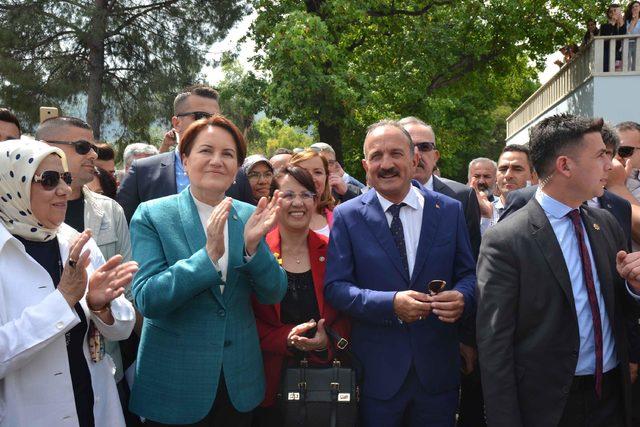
[324,120,477,426]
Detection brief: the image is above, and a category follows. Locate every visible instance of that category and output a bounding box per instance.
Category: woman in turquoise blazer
[128,115,287,426]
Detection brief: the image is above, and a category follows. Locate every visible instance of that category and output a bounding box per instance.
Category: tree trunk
[86,0,108,140]
[318,121,342,162]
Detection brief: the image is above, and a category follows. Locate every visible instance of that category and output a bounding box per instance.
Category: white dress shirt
[376,186,425,277]
[192,192,229,293]
[424,175,434,191]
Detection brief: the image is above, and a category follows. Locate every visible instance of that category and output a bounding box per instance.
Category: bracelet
[89,302,111,314]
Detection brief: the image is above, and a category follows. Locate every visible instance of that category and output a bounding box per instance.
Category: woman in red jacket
[252,166,350,426]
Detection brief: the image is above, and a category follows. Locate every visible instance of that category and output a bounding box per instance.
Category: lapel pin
[319,256,325,262]
[435,203,440,209]
[593,223,600,231]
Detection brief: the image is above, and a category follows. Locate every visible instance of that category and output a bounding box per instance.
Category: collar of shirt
[174,149,189,192]
[424,175,434,191]
[376,185,423,213]
[534,187,573,219]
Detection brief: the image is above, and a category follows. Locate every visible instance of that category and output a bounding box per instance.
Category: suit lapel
[309,232,326,315]
[178,191,223,303]
[528,200,576,309]
[359,190,409,283]
[160,152,178,195]
[581,207,616,321]
[411,190,440,287]
[222,202,244,302]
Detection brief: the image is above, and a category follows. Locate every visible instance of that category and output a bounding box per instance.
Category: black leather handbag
[277,328,359,427]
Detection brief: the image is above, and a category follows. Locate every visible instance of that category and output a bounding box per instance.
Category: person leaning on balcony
[601,3,627,71]
[582,19,600,48]
[625,1,640,69]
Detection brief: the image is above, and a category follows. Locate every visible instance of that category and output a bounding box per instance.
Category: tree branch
[368,0,453,17]
[107,0,178,38]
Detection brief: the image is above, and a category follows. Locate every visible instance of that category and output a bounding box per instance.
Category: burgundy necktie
[567,209,603,398]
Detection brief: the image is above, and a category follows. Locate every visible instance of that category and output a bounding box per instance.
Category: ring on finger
[68,259,78,268]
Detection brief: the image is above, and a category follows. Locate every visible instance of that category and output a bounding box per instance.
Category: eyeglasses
[415,142,436,152]
[176,111,214,120]
[280,190,316,202]
[47,140,98,155]
[247,171,274,182]
[618,146,637,158]
[32,171,73,190]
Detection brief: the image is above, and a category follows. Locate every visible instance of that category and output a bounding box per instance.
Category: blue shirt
[174,149,189,193]
[535,189,617,375]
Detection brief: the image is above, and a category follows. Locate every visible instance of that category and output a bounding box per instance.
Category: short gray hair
[364,119,414,155]
[398,116,435,138]
[309,142,335,155]
[123,143,159,168]
[467,157,497,180]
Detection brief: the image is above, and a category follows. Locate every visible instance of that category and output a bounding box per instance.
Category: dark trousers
[144,374,252,427]
[558,368,625,427]
[457,367,486,427]
[359,365,458,427]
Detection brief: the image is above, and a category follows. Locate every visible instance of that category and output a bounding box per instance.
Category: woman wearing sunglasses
[0,139,137,426]
[128,116,287,426]
[251,166,350,426]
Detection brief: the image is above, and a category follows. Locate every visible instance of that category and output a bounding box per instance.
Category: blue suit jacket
[128,189,287,424]
[324,187,476,402]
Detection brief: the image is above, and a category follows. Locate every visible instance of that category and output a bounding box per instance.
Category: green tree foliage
[248,118,315,156]
[249,0,602,181]
[0,0,249,139]
[216,55,267,140]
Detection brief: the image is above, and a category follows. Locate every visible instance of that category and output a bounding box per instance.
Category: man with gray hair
[310,141,364,202]
[116,85,253,221]
[122,143,158,173]
[467,157,498,231]
[325,119,476,426]
[399,116,481,259]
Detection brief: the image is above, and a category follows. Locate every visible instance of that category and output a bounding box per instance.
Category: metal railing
[506,34,640,139]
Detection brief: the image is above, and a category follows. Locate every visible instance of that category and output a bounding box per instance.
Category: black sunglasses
[415,141,436,152]
[47,140,98,155]
[32,171,73,190]
[176,111,214,120]
[618,146,637,158]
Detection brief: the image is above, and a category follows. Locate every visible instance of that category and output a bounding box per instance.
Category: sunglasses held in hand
[428,280,446,295]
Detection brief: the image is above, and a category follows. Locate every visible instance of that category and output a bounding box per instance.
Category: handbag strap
[325,326,363,383]
[297,358,308,427]
[330,361,340,427]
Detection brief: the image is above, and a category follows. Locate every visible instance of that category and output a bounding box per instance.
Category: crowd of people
[2,81,640,427]
[553,2,640,71]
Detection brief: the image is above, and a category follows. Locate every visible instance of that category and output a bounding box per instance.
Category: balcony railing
[506,34,640,139]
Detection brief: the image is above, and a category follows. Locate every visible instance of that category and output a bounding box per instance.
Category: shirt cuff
[626,281,640,300]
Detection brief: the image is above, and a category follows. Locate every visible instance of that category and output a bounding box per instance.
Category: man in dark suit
[117,85,252,221]
[324,120,476,426]
[477,114,640,427]
[399,116,481,259]
[399,116,483,426]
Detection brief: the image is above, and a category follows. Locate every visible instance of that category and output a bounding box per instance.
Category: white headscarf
[0,139,68,242]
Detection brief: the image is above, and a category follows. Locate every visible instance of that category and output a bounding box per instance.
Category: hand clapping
[244,191,281,255]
